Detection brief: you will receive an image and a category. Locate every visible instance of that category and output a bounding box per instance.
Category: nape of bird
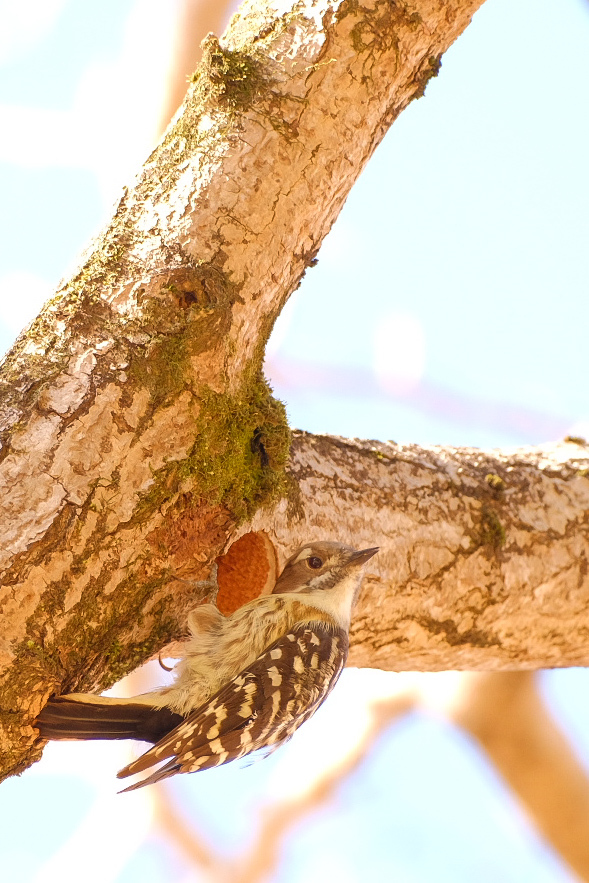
[35,541,378,792]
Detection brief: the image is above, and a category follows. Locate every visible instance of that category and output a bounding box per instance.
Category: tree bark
[249,432,589,671]
[2,0,551,782]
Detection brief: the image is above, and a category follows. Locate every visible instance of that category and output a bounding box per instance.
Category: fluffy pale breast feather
[159,595,335,716]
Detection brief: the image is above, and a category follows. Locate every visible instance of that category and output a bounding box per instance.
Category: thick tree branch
[248,432,589,670]
[0,0,507,781]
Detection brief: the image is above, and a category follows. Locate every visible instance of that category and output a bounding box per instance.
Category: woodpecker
[35,541,378,791]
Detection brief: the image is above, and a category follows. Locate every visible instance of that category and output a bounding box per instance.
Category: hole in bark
[216,531,279,614]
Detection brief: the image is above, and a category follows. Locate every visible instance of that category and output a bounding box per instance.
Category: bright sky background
[1,0,589,881]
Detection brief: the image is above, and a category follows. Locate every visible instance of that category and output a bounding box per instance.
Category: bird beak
[347,547,379,566]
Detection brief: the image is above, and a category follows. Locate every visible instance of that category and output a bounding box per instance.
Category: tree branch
[453,672,589,882]
[248,432,589,670]
[0,0,510,781]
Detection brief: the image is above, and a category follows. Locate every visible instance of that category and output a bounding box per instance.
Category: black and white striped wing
[117,621,349,791]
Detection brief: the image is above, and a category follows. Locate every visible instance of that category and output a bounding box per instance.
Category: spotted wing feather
[117,621,348,792]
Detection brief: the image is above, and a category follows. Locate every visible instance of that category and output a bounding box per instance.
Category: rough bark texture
[248,432,589,671]
[0,0,527,782]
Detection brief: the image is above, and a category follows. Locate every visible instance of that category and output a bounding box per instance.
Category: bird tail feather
[35,695,183,744]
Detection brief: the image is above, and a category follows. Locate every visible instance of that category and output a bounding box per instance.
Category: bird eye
[307,556,323,569]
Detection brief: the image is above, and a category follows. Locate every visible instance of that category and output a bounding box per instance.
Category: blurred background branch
[138,667,589,883]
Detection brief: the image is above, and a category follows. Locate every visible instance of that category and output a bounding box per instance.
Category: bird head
[272,541,379,627]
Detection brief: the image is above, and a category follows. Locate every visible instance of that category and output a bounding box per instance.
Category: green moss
[20,639,60,675]
[3,36,267,391]
[53,199,138,311]
[190,35,268,112]
[0,576,178,782]
[130,329,192,409]
[27,572,177,694]
[480,505,506,550]
[190,377,290,517]
[134,369,290,524]
[125,262,252,416]
[124,299,291,526]
[148,34,271,192]
[485,473,505,492]
[128,315,220,417]
[102,613,176,688]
